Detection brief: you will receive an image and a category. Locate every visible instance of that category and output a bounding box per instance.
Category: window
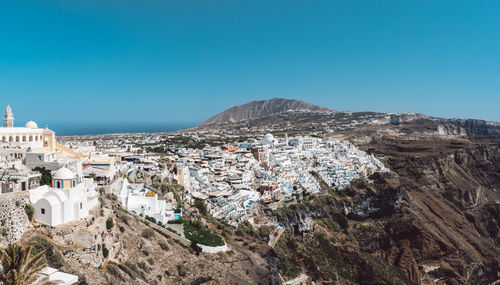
[38,155,42,161]
[80,203,82,209]
[41,208,45,214]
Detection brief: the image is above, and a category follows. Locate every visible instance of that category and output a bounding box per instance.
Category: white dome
[261,133,275,144]
[25,120,38,129]
[53,167,75,180]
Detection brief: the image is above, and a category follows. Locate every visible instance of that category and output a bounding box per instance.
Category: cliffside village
[0,104,389,283]
[1,104,388,229]
[58,130,389,229]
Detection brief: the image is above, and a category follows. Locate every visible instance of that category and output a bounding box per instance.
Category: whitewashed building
[29,167,99,226]
[117,179,177,224]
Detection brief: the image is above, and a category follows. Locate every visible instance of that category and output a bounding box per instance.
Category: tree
[190,241,202,256]
[0,243,46,285]
[32,167,52,186]
[89,173,97,179]
[193,200,207,216]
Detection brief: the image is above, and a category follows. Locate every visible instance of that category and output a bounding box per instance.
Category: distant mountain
[201,98,333,125]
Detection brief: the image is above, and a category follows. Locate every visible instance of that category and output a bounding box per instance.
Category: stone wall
[0,191,31,247]
[198,243,228,254]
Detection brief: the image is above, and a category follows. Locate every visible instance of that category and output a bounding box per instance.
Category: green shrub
[106,193,117,200]
[24,204,35,222]
[177,264,187,277]
[144,215,157,224]
[106,264,123,281]
[106,218,114,230]
[279,256,301,280]
[27,235,64,268]
[102,244,109,258]
[174,204,182,214]
[137,261,151,273]
[259,225,273,237]
[190,241,202,256]
[141,228,155,239]
[158,242,169,251]
[167,219,183,224]
[147,257,155,265]
[236,220,258,237]
[33,167,52,185]
[119,261,145,281]
[273,206,294,221]
[368,172,384,184]
[332,213,348,230]
[183,220,224,247]
[193,200,207,215]
[0,228,7,236]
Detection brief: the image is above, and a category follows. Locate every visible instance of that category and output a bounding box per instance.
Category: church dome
[53,167,75,180]
[25,120,38,129]
[261,133,275,144]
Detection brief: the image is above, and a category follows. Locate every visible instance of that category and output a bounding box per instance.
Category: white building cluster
[172,133,389,225]
[0,104,103,227]
[0,102,389,231]
[174,147,262,225]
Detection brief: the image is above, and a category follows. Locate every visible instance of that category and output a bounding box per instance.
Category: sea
[46,122,198,136]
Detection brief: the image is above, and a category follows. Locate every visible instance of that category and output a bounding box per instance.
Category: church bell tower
[4,104,14,128]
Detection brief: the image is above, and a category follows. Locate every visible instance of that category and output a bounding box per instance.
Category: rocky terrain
[195,98,500,139]
[3,98,499,284]
[258,131,499,285]
[201,98,333,126]
[1,191,276,285]
[193,98,500,284]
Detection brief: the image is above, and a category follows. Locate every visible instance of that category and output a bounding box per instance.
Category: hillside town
[0,104,391,284]
[0,104,390,225]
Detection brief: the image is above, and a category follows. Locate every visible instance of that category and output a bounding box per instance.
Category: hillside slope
[265,137,500,284]
[202,98,333,125]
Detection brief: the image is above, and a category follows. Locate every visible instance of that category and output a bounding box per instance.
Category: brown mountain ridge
[202,97,333,125]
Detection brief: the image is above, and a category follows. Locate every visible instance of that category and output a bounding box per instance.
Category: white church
[29,167,99,226]
[0,104,56,151]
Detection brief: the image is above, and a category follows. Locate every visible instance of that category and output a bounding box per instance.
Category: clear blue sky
[1,0,499,131]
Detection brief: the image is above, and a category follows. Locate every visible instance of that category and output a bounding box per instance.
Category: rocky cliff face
[0,192,31,247]
[285,205,326,235]
[270,137,499,284]
[446,119,500,136]
[359,138,500,284]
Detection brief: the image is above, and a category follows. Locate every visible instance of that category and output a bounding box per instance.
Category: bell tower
[4,104,14,127]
